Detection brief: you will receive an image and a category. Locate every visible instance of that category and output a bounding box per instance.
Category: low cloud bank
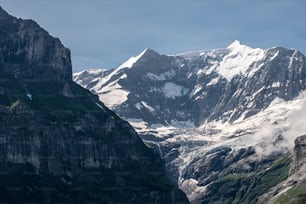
[240,92,306,157]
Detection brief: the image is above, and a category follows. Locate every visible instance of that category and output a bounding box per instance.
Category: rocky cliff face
[257,135,306,204]
[0,7,72,84]
[290,135,306,173]
[0,7,187,203]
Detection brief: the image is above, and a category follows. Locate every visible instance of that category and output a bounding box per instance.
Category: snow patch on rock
[98,83,129,109]
[162,82,189,99]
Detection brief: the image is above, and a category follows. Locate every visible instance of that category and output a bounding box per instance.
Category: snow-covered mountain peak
[227,40,244,50]
[226,40,264,54]
[141,48,160,57]
[117,48,160,70]
[215,40,265,81]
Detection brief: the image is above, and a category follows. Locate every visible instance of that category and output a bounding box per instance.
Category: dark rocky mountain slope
[0,7,187,203]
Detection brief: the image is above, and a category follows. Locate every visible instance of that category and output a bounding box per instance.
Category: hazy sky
[1,0,305,72]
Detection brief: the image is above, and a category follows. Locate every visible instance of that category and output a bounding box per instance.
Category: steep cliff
[0,7,187,203]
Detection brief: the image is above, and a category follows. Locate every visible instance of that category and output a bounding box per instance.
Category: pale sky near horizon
[0,0,305,72]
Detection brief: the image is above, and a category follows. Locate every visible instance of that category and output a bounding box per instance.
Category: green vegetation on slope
[201,154,292,204]
[274,186,306,204]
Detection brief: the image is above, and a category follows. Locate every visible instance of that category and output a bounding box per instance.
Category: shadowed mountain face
[0,7,188,203]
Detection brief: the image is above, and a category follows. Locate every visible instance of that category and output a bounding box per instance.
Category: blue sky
[1,0,305,72]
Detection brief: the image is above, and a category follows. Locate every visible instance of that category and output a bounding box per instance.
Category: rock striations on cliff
[0,7,188,203]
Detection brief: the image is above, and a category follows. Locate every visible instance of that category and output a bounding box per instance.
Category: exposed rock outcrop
[258,135,306,204]
[290,134,306,174]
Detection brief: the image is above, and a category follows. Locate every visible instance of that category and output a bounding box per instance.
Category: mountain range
[74,40,306,203]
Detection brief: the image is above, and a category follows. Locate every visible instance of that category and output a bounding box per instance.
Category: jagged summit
[226,40,263,53]
[117,48,160,69]
[227,40,244,49]
[217,40,265,81]
[141,48,160,57]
